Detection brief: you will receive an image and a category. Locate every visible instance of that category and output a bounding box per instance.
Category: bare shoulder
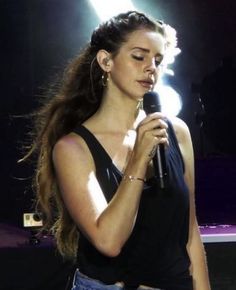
[53,132,86,155]
[168,116,191,145]
[52,132,94,170]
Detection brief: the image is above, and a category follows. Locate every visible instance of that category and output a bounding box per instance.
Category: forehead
[121,29,166,55]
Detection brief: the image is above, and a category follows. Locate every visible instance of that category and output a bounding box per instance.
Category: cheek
[110,62,135,83]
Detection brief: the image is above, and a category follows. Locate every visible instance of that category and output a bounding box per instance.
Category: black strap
[73,125,112,170]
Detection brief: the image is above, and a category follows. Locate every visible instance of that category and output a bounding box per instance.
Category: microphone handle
[153,143,167,189]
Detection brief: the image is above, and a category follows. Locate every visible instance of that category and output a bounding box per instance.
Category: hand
[133,112,168,165]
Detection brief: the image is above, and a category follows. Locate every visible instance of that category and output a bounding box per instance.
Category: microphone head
[143,91,162,114]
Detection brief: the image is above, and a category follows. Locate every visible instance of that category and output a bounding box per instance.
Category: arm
[172,117,211,290]
[52,113,168,257]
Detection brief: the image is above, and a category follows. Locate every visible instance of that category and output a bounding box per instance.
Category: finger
[154,135,168,144]
[139,119,168,134]
[139,112,166,126]
[148,136,169,159]
[151,128,168,138]
[159,137,169,146]
[151,135,169,148]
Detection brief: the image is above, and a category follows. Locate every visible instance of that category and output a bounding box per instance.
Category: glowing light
[155,82,182,117]
[162,47,181,76]
[89,0,135,21]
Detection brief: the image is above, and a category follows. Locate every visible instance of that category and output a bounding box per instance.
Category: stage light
[89,0,135,21]
[163,46,181,76]
[155,82,182,117]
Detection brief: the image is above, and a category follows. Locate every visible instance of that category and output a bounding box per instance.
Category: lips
[138,79,154,89]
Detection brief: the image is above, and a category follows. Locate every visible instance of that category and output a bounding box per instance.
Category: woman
[23,11,211,290]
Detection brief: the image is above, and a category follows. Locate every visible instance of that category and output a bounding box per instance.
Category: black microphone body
[143,91,168,189]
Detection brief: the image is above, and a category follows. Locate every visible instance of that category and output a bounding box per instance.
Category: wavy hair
[21,11,178,260]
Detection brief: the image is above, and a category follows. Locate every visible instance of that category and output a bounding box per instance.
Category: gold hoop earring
[101,72,109,87]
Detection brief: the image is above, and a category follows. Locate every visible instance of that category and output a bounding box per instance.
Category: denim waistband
[72,269,164,290]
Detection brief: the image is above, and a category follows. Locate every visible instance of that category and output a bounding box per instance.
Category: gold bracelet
[123,175,146,183]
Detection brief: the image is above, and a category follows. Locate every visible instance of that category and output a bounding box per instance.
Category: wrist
[123,175,146,183]
[125,154,147,180]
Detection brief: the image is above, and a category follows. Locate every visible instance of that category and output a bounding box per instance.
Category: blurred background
[0,0,236,289]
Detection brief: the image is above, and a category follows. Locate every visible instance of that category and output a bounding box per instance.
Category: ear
[96,50,112,72]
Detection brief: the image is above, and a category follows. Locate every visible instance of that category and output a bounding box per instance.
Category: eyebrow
[131,47,164,58]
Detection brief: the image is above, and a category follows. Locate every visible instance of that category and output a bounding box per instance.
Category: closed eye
[132,55,144,61]
[132,55,162,67]
[155,60,162,67]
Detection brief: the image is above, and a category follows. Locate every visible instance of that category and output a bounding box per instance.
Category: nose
[145,58,157,74]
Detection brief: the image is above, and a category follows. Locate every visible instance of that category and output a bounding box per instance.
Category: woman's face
[108,29,165,101]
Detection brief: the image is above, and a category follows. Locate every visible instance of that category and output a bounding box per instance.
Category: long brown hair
[21,11,176,260]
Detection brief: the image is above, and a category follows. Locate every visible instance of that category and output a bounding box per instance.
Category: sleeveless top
[73,120,193,290]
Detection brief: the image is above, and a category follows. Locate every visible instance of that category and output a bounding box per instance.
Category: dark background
[1,0,236,226]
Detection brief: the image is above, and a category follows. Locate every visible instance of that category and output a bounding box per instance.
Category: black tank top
[73,120,193,290]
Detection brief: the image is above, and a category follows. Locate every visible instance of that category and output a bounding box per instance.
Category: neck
[90,92,144,133]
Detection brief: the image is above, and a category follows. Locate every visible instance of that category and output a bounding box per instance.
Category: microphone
[143,91,167,189]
